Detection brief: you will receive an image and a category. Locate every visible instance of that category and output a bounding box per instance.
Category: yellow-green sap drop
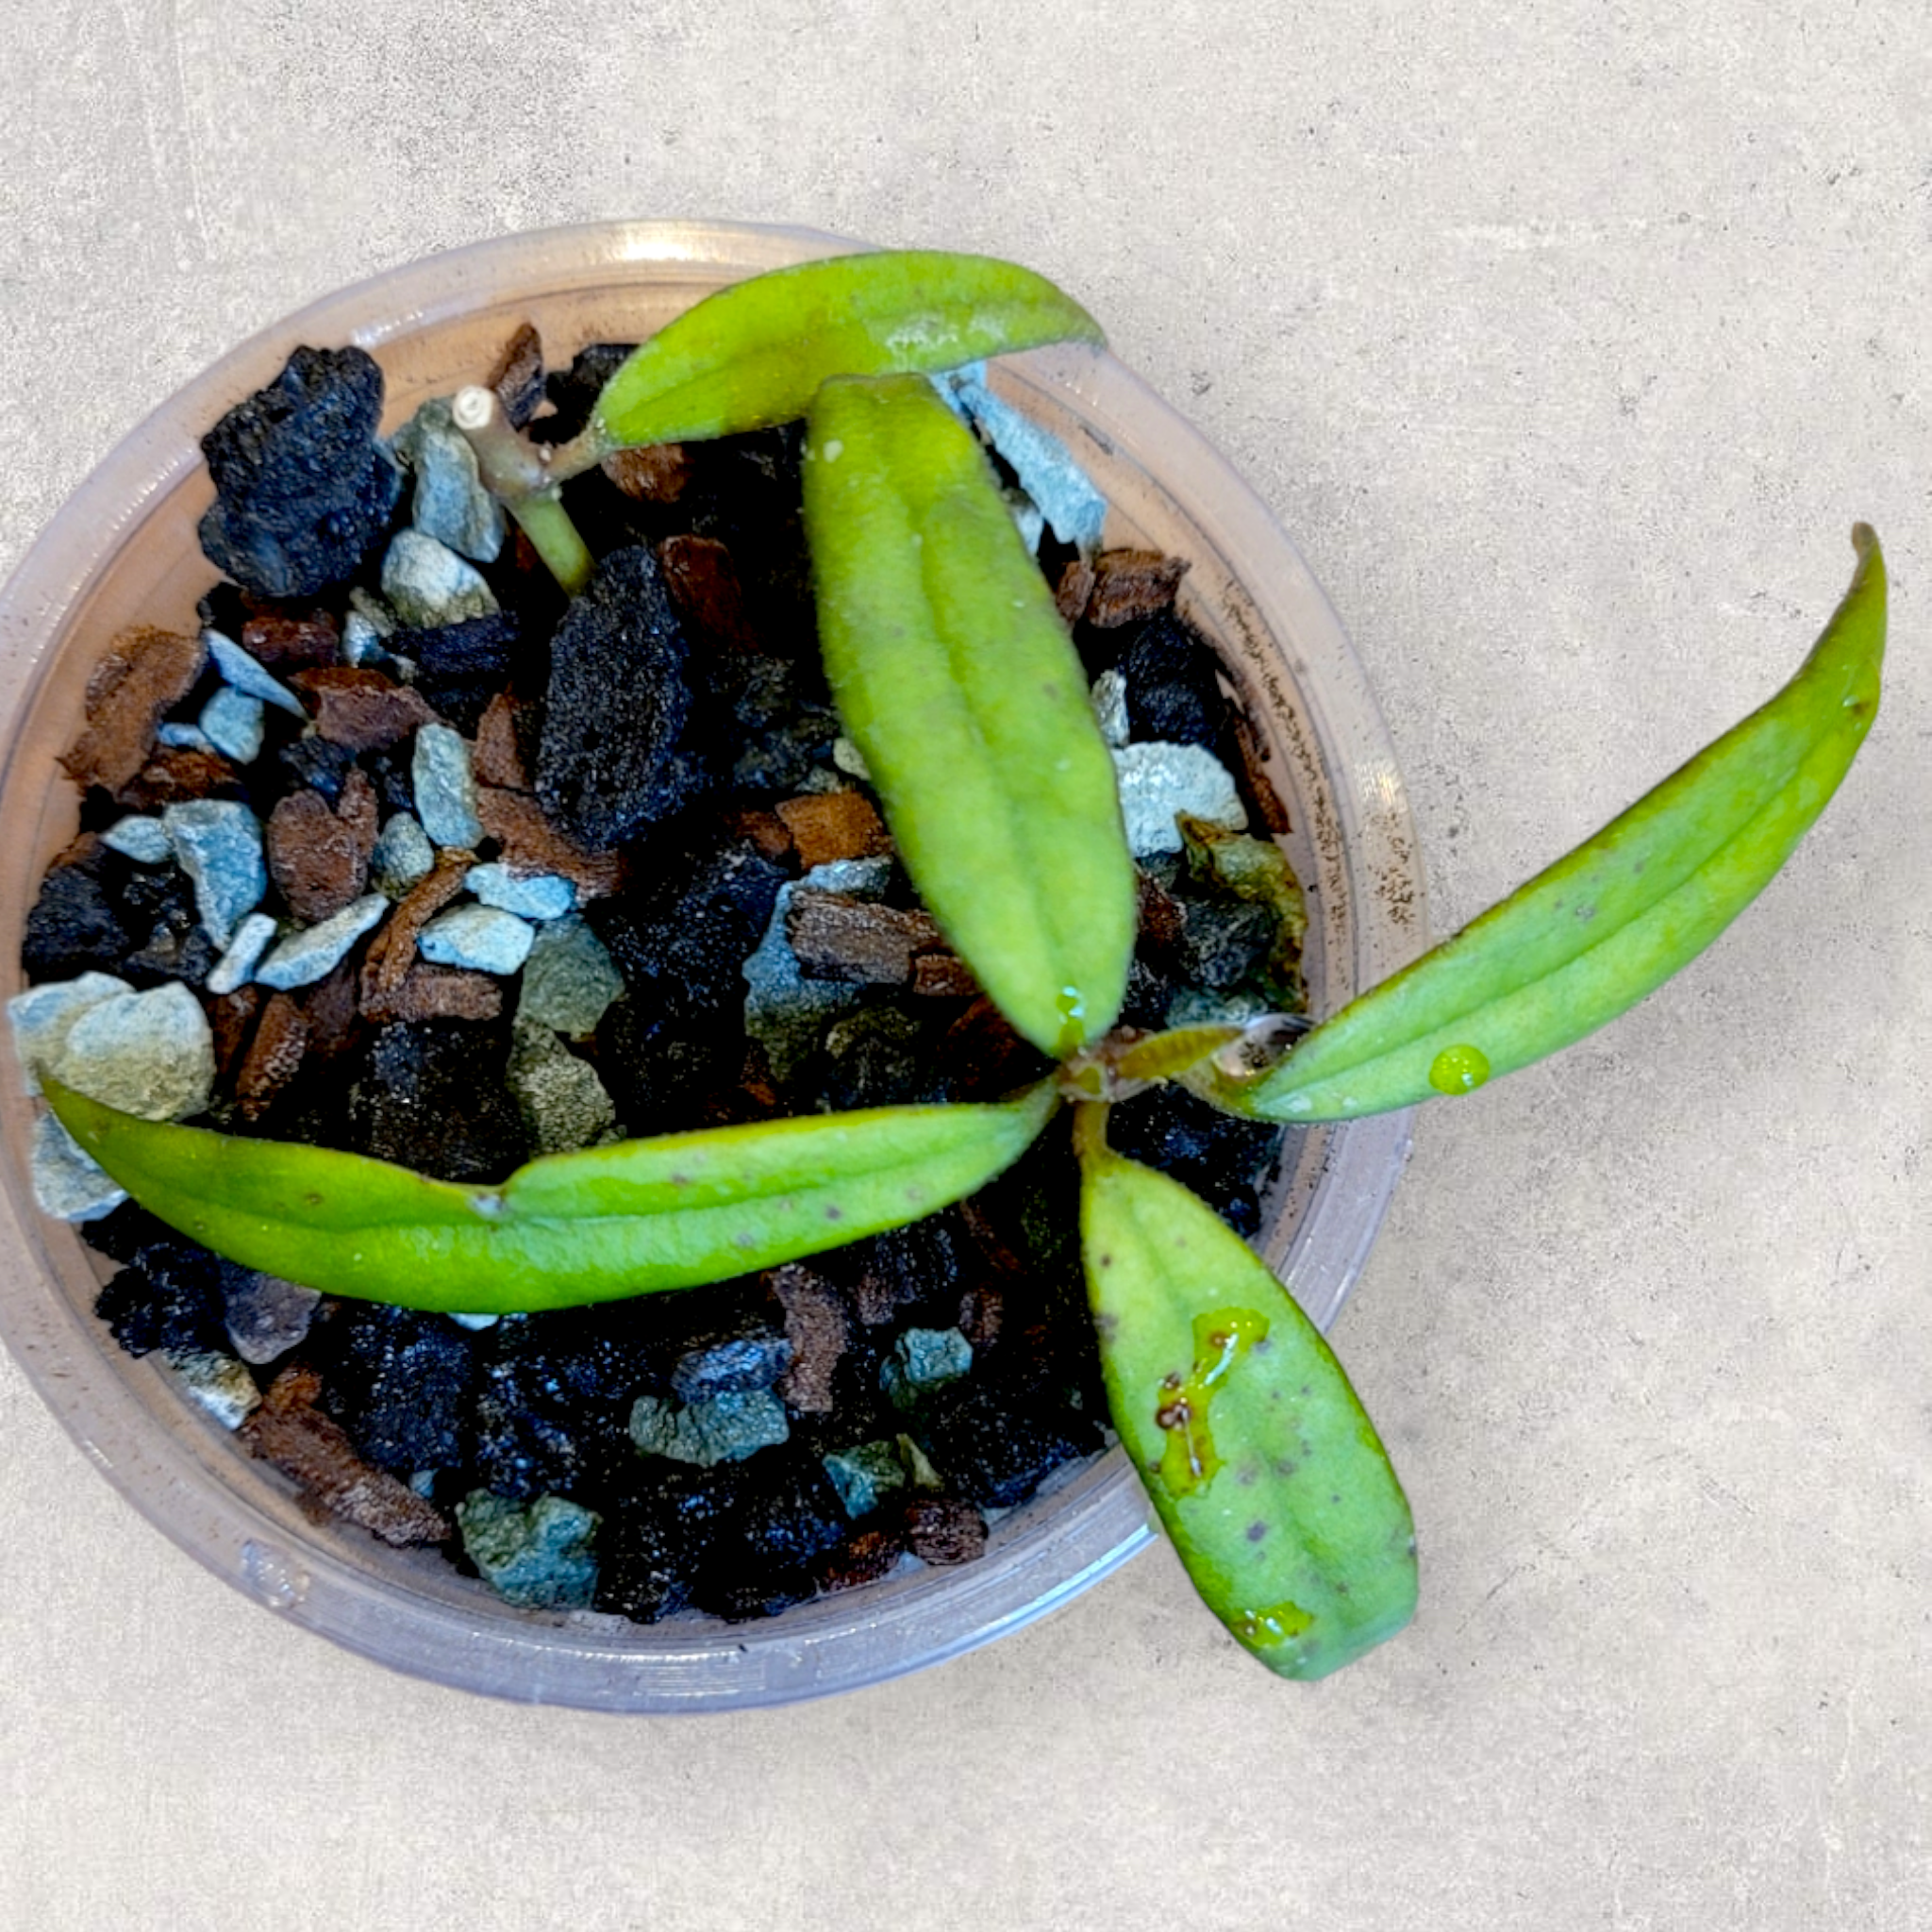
[1427,1043,1491,1095]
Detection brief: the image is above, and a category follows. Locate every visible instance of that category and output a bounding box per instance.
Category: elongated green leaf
[1201,525,1887,1123]
[590,251,1103,454]
[803,373,1138,1055]
[43,1077,1057,1314]
[1077,1120,1416,1679]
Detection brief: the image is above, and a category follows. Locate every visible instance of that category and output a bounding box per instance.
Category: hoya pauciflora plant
[39,252,1889,1679]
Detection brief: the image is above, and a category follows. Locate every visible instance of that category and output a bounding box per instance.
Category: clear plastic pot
[0,222,1427,1710]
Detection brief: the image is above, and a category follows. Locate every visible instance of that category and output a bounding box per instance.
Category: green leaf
[1077,1116,1417,1679]
[1201,525,1887,1123]
[42,1076,1057,1314]
[590,250,1103,454]
[803,372,1138,1056]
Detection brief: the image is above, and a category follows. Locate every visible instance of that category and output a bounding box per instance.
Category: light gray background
[2,4,1926,1927]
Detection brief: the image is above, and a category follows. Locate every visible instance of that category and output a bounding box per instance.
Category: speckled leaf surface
[43,1077,1057,1313]
[803,372,1138,1055]
[1202,525,1887,1123]
[591,250,1103,452]
[1078,1126,1416,1679]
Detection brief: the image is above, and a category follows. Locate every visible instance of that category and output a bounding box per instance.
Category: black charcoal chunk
[329,1305,476,1474]
[92,1237,228,1358]
[197,347,404,598]
[536,546,712,847]
[1120,610,1231,748]
[394,612,525,735]
[22,850,133,983]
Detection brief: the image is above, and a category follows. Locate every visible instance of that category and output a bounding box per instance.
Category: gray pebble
[507,1022,617,1156]
[628,1389,791,1467]
[8,972,132,1094]
[52,980,214,1120]
[516,915,625,1037]
[163,799,266,948]
[882,1326,974,1409]
[381,529,498,628]
[941,364,1107,549]
[370,811,436,897]
[418,905,534,975]
[391,397,506,564]
[412,724,483,849]
[205,911,280,997]
[464,863,575,922]
[341,608,388,668]
[101,816,174,865]
[257,893,389,990]
[1091,668,1130,749]
[831,736,873,781]
[164,1348,262,1430]
[347,587,397,638]
[157,721,213,753]
[199,685,265,764]
[456,1491,600,1610]
[224,1272,323,1365]
[29,1111,125,1221]
[204,628,305,716]
[1110,741,1246,856]
[823,1440,908,1519]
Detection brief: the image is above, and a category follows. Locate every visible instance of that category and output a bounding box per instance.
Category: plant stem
[450,385,595,594]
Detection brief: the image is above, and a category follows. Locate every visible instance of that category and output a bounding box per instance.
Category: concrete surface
[1,3,1925,1927]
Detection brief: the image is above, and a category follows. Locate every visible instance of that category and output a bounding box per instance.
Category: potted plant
[0,224,1885,1704]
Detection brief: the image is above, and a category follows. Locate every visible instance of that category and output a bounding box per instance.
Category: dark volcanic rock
[912,1378,1099,1511]
[536,545,711,848]
[198,347,403,598]
[328,1305,477,1475]
[1120,609,1231,748]
[347,1020,530,1183]
[22,840,133,983]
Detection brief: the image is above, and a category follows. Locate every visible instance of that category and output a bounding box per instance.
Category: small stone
[628,1389,791,1467]
[1111,741,1246,857]
[278,735,358,804]
[52,980,214,1120]
[1165,987,1274,1029]
[418,905,535,975]
[341,608,388,667]
[224,1272,322,1365]
[820,1005,931,1111]
[58,626,207,795]
[672,1323,793,1404]
[257,893,388,990]
[348,588,397,638]
[457,1492,599,1609]
[157,722,213,753]
[787,891,944,986]
[902,1495,989,1566]
[940,364,1107,549]
[774,791,891,869]
[506,1022,617,1154]
[370,812,436,897]
[162,799,266,948]
[198,686,265,764]
[381,529,499,628]
[8,972,132,1093]
[882,1326,974,1409]
[198,347,403,599]
[1091,668,1130,748]
[205,911,279,996]
[823,1441,908,1519]
[464,863,575,921]
[1084,548,1190,627]
[831,736,872,782]
[101,816,174,865]
[29,1111,125,1221]
[266,789,369,924]
[411,724,484,848]
[397,612,524,735]
[203,628,306,716]
[164,1347,261,1430]
[516,913,625,1036]
[391,395,506,563]
[1120,610,1231,747]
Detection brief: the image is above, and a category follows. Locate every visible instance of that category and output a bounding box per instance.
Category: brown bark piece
[115,746,243,810]
[242,613,339,671]
[472,691,534,791]
[908,950,979,999]
[208,985,269,1085]
[1084,549,1190,628]
[934,997,1043,1102]
[488,320,547,428]
[786,891,944,986]
[338,768,379,863]
[1054,556,1096,626]
[1136,867,1185,957]
[475,788,625,899]
[298,957,364,1065]
[59,626,207,794]
[242,1370,451,1547]
[774,791,891,870]
[359,853,472,1007]
[1228,709,1294,837]
[723,808,794,866]
[657,533,758,646]
[603,441,691,504]
[266,789,367,923]
[295,667,441,753]
[769,1264,852,1414]
[957,1281,1005,1352]
[903,1497,989,1566]
[364,965,503,1024]
[235,992,309,1122]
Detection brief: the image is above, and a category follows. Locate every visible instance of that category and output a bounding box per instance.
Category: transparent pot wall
[0,223,1425,1711]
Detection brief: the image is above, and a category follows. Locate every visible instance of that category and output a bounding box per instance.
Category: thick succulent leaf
[43,1077,1056,1314]
[1078,1127,1417,1679]
[591,250,1103,453]
[803,373,1138,1055]
[1202,525,1887,1123]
